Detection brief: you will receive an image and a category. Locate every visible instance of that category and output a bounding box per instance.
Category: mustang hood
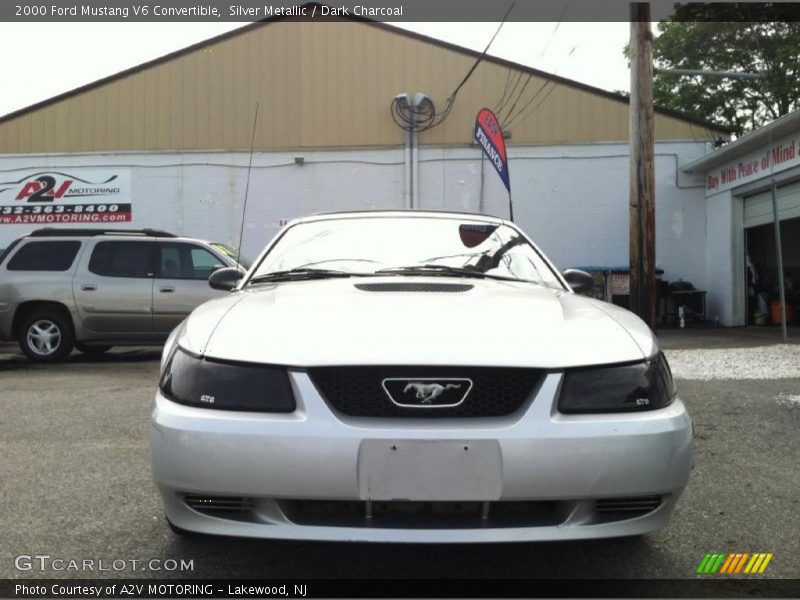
[181,278,656,369]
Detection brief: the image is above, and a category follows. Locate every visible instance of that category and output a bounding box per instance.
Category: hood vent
[354,282,474,293]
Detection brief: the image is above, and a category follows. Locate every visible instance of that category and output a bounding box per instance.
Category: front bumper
[150,372,693,542]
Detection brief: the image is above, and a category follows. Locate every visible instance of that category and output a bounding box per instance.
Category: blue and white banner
[474,107,511,193]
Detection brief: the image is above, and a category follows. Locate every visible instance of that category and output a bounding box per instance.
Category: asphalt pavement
[1,332,798,582]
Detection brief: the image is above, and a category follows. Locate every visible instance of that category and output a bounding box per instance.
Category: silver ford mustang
[150,211,693,542]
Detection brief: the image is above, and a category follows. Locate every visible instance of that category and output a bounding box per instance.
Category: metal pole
[479,153,485,214]
[411,129,419,210]
[404,128,412,209]
[410,113,418,209]
[770,183,788,342]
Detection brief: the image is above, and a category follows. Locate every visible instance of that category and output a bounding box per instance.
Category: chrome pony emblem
[382,378,473,408]
[403,382,462,403]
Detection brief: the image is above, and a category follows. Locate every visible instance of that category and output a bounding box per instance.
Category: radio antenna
[236,102,259,267]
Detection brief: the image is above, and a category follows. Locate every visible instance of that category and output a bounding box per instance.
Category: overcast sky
[0,21,631,117]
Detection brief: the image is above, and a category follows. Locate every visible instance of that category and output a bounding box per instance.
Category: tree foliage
[651,4,800,135]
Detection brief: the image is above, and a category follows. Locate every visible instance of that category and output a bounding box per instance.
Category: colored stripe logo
[696,552,773,574]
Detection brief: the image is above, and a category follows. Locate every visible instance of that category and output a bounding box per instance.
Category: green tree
[650,5,800,135]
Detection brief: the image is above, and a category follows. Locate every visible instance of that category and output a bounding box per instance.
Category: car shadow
[0,347,161,370]
[163,533,672,579]
[70,348,162,363]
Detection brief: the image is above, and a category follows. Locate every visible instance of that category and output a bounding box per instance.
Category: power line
[391,2,516,133]
[504,45,577,127]
[506,79,559,127]
[494,69,521,113]
[495,71,524,115]
[500,6,569,124]
[446,3,516,101]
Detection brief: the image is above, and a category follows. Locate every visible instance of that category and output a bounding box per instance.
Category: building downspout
[479,154,485,214]
[394,93,413,210]
[404,127,412,209]
[411,127,419,209]
[411,93,430,210]
[395,92,430,210]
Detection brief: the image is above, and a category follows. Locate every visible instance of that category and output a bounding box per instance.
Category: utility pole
[629,2,657,330]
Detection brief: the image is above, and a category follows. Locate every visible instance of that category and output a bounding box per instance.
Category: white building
[0,16,730,318]
[684,109,800,326]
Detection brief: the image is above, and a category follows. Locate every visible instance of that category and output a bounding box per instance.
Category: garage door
[744,180,800,227]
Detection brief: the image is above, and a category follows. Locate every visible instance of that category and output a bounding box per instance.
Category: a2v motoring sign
[474,108,513,219]
[0,170,131,225]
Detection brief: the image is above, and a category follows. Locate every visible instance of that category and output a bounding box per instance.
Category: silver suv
[0,228,244,362]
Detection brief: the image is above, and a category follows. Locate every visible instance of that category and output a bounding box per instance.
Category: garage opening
[744,182,800,328]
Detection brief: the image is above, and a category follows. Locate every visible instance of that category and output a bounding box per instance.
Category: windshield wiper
[376,264,528,283]
[375,265,489,278]
[248,268,360,285]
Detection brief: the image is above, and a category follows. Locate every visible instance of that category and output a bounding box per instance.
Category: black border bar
[4,1,800,23]
[3,579,800,598]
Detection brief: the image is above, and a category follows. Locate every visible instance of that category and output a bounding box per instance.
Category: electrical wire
[499,6,569,124]
[504,45,577,128]
[447,4,516,100]
[498,69,532,123]
[391,2,516,133]
[494,70,522,114]
[504,79,558,128]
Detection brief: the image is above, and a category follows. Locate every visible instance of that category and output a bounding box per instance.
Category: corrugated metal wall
[0,20,722,154]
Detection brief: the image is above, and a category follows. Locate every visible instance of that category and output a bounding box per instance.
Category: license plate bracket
[357,439,502,501]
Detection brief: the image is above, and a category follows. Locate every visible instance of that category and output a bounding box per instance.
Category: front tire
[19,311,75,362]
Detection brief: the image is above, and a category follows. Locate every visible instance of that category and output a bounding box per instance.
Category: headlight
[558,352,676,414]
[159,347,296,412]
[161,320,185,371]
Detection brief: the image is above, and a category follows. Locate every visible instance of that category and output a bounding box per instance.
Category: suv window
[89,241,155,278]
[157,243,224,280]
[6,241,82,271]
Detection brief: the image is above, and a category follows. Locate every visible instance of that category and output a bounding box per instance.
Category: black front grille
[308,366,541,418]
[281,500,570,529]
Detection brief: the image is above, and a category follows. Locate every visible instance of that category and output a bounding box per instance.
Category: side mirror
[563,268,594,295]
[208,267,245,291]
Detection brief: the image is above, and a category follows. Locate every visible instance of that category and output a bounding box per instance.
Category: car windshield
[248,216,564,288]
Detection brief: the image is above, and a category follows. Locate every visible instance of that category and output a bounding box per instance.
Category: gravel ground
[665,344,800,380]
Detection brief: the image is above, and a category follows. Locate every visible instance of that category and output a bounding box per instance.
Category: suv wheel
[19,311,75,362]
[75,343,113,356]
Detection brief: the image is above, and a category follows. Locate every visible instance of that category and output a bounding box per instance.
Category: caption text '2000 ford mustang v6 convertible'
[150,211,693,543]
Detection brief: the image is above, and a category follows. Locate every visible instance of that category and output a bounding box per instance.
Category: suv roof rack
[29,228,177,238]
